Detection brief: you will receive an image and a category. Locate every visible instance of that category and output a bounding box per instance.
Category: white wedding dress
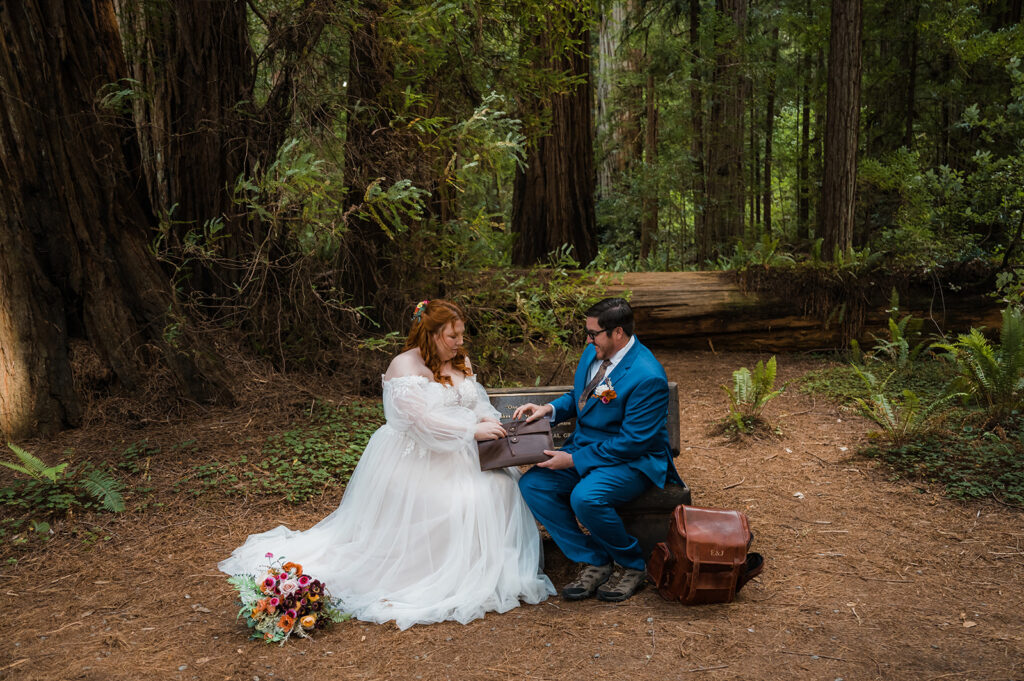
[219,375,554,630]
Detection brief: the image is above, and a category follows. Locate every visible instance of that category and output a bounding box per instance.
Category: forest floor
[1,350,1022,681]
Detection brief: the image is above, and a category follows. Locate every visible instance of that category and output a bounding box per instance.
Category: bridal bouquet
[228,553,349,644]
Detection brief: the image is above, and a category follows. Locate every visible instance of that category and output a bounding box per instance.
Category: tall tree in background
[0,1,230,439]
[763,25,780,235]
[689,0,707,256]
[117,0,331,296]
[511,6,597,266]
[821,0,863,258]
[698,0,748,261]
[596,1,641,200]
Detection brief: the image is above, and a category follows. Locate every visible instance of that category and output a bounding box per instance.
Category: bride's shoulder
[383,349,432,382]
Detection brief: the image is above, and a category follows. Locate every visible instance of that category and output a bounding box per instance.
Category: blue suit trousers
[519,463,651,571]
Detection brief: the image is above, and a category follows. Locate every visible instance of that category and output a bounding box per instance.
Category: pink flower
[265,552,274,558]
[286,608,298,619]
[297,575,311,587]
[279,580,299,597]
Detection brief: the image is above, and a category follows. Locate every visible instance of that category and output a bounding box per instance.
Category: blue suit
[519,339,682,571]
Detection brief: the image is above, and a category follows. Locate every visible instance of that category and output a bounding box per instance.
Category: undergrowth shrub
[189,399,383,502]
[851,368,960,446]
[0,443,125,516]
[934,306,1024,425]
[862,419,1024,507]
[721,356,784,434]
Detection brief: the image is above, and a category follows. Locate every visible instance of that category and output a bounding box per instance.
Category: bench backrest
[486,382,680,457]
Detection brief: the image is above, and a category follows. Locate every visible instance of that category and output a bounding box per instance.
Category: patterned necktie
[579,359,612,411]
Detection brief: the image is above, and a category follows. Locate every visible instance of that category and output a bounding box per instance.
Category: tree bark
[118,0,329,296]
[640,69,659,260]
[822,0,863,259]
[763,26,780,235]
[596,2,630,200]
[689,0,706,260]
[511,10,597,266]
[699,0,747,262]
[0,0,230,439]
[798,50,811,238]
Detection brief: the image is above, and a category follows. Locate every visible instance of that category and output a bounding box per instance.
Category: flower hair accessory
[592,379,617,404]
[412,300,430,323]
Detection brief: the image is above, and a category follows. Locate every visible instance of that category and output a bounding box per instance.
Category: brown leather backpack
[647,504,764,604]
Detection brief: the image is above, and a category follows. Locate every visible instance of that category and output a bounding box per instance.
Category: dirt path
[1,351,1022,680]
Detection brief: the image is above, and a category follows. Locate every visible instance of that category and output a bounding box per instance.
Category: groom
[514,298,682,602]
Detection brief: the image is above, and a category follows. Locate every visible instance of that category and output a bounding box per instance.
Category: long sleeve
[470,379,502,421]
[383,377,477,454]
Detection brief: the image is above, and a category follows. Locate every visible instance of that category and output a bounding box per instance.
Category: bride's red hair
[404,300,471,386]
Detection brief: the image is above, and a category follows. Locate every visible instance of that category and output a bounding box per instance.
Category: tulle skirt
[219,423,554,630]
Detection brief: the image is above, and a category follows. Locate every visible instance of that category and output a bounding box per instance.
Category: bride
[219,299,554,629]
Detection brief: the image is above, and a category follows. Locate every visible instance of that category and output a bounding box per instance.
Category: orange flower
[253,598,268,614]
[308,594,320,602]
[300,615,316,628]
[277,614,295,632]
[282,562,303,576]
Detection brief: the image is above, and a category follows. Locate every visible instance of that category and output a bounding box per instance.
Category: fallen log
[605,271,1003,352]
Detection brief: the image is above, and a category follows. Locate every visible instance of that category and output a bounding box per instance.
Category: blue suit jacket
[551,339,683,488]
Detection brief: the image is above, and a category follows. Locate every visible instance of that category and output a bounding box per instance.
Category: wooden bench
[487,383,691,561]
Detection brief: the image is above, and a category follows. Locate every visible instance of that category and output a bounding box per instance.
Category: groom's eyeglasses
[584,328,611,340]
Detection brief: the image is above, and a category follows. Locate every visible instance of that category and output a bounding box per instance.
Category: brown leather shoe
[561,563,613,600]
[596,565,646,602]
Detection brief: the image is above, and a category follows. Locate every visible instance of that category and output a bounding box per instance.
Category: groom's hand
[536,449,573,470]
[513,402,553,423]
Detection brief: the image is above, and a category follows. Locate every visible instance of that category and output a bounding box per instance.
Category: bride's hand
[474,420,507,441]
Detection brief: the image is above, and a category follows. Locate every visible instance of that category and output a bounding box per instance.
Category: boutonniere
[592,379,617,404]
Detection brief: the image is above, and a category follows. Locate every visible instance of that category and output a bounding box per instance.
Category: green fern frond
[3,443,67,482]
[78,469,126,512]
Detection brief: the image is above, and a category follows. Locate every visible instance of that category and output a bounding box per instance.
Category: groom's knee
[569,485,607,523]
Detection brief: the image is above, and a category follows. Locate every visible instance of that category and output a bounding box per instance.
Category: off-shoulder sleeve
[383,377,477,453]
[470,379,501,421]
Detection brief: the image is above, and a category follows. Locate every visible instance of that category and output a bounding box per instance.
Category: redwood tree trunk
[822,0,863,259]
[0,0,230,438]
[511,11,597,266]
[689,0,706,259]
[699,0,747,261]
[763,26,780,235]
[640,69,659,260]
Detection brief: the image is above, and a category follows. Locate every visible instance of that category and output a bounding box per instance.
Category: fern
[1,443,68,482]
[851,367,960,445]
[1,444,126,517]
[935,306,1024,424]
[78,469,126,512]
[865,290,929,368]
[722,356,785,433]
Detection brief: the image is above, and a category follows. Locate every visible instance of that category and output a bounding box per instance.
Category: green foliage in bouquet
[721,356,784,434]
[228,554,349,644]
[934,306,1024,425]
